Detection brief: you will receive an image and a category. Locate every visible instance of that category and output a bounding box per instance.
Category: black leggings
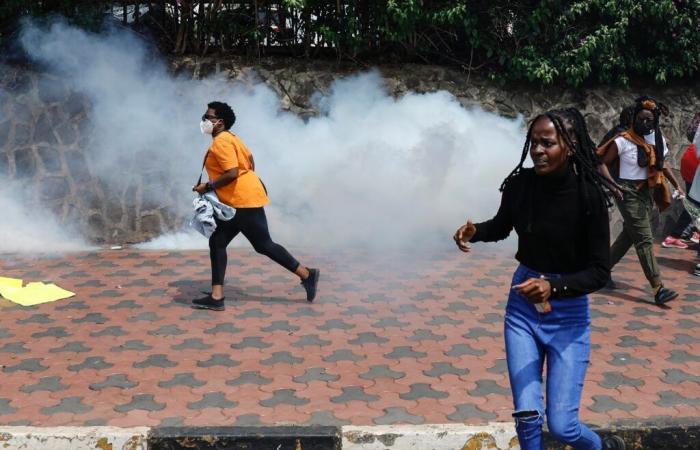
[209,207,300,285]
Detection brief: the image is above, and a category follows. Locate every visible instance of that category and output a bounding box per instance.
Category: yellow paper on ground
[0,277,23,299]
[0,281,75,306]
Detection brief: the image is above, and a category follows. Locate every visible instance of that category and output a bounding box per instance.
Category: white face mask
[200,119,215,135]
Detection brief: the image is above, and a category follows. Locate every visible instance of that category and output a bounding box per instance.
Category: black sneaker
[694,263,700,277]
[192,294,225,311]
[301,268,320,302]
[602,435,625,450]
[654,286,678,306]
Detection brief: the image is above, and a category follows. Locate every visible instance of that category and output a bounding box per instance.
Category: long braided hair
[500,108,614,214]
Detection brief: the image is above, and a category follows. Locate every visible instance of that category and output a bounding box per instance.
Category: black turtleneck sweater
[471,167,610,298]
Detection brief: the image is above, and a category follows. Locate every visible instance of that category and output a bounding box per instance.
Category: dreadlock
[500,108,614,214]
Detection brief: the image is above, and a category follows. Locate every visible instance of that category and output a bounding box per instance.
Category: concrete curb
[0,422,697,449]
[0,426,149,449]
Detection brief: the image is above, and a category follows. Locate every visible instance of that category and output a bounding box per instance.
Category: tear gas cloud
[3,20,526,252]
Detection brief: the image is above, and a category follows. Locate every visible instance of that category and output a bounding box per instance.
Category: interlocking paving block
[49,341,92,353]
[468,380,511,397]
[31,327,71,338]
[41,396,93,415]
[331,387,380,403]
[385,346,427,359]
[425,315,464,326]
[72,312,108,324]
[678,318,700,329]
[260,389,310,407]
[111,339,153,352]
[227,371,273,386]
[672,333,700,345]
[589,395,636,413]
[128,312,163,322]
[3,358,49,373]
[462,327,501,339]
[305,411,352,426]
[197,353,241,368]
[289,307,323,318]
[134,354,178,369]
[487,359,507,374]
[624,320,662,331]
[662,368,700,385]
[90,326,127,337]
[294,368,339,383]
[616,335,656,348]
[20,376,68,393]
[655,391,700,407]
[261,351,304,365]
[359,365,406,380]
[609,352,650,366]
[55,300,89,310]
[0,399,17,415]
[631,306,664,317]
[160,417,186,426]
[598,372,644,389]
[323,349,365,362]
[0,342,30,353]
[68,356,114,372]
[391,304,428,314]
[187,392,238,410]
[149,324,186,336]
[90,374,139,390]
[400,383,449,400]
[667,350,700,364]
[159,372,207,388]
[318,319,356,331]
[0,327,13,339]
[445,343,486,357]
[374,407,425,425]
[233,414,264,426]
[172,338,212,350]
[447,403,499,421]
[237,308,271,319]
[261,320,301,333]
[108,300,143,309]
[444,301,478,312]
[343,305,376,315]
[409,329,446,342]
[424,362,468,377]
[348,332,389,346]
[204,323,243,334]
[292,334,332,347]
[115,394,167,412]
[231,337,273,349]
[17,313,53,324]
[372,318,410,328]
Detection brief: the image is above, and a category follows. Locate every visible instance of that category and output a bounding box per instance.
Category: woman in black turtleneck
[454,109,624,450]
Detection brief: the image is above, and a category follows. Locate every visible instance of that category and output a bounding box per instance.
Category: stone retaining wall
[2,58,698,244]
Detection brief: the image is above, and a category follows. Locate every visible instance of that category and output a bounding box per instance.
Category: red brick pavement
[0,245,698,427]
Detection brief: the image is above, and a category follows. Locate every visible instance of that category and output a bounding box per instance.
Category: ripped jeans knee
[513,410,543,427]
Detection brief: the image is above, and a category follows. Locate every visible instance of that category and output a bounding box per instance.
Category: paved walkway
[0,245,698,428]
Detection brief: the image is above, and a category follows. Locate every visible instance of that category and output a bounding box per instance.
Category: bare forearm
[663,167,680,189]
[212,169,239,188]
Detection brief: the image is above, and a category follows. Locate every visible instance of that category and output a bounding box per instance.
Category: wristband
[205,181,215,192]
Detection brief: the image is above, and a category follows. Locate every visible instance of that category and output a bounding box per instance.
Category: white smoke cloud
[7,19,526,252]
[0,184,90,253]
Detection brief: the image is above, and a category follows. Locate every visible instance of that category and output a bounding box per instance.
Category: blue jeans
[505,265,601,450]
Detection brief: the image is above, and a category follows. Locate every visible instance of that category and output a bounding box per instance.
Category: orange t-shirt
[205,132,269,208]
